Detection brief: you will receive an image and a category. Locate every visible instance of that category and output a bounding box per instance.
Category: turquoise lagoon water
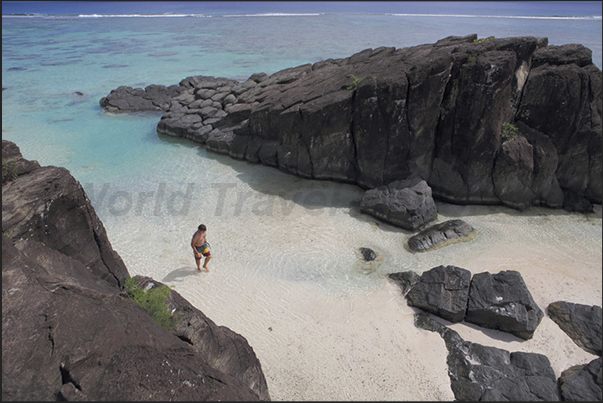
[3,3,602,399]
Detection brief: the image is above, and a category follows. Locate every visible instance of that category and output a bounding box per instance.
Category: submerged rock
[359,247,377,261]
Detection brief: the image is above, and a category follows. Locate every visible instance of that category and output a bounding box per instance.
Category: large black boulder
[359,178,437,231]
[404,265,472,323]
[465,270,544,340]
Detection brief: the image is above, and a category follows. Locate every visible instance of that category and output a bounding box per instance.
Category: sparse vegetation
[467,55,477,63]
[2,158,16,185]
[474,36,495,43]
[124,277,181,331]
[346,74,365,90]
[501,122,519,140]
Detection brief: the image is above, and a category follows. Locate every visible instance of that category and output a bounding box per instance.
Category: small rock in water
[359,247,377,261]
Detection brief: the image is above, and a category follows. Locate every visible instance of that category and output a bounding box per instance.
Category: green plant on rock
[2,158,16,185]
[125,277,181,331]
[474,36,495,43]
[501,122,519,140]
[346,74,365,90]
[467,55,477,63]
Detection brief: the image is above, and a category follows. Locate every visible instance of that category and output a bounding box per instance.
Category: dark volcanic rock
[359,178,437,231]
[515,44,602,211]
[2,139,41,182]
[558,357,602,401]
[359,247,377,261]
[415,312,560,401]
[404,265,472,323]
[547,301,602,356]
[100,36,602,211]
[1,141,269,401]
[407,219,475,252]
[466,270,544,340]
[2,142,128,287]
[100,84,187,112]
[131,276,270,401]
[388,271,421,296]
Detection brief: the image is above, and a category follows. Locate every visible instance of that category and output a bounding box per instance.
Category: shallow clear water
[3,2,602,399]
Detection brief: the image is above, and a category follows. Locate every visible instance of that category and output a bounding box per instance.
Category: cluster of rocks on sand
[389,266,601,401]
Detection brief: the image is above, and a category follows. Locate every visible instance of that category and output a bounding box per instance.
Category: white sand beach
[120,194,602,401]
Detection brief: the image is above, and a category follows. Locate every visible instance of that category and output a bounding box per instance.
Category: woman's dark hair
[198,224,206,231]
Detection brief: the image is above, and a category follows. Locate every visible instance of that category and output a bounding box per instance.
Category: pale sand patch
[184,275,455,401]
[127,202,601,401]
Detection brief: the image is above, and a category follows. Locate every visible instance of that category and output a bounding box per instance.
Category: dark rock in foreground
[466,270,544,340]
[134,276,271,401]
[2,140,269,401]
[405,265,472,323]
[547,301,602,356]
[558,357,602,401]
[359,178,437,230]
[100,35,602,212]
[415,313,560,401]
[407,219,475,252]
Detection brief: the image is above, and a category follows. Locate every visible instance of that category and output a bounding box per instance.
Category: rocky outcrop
[134,276,271,401]
[405,265,472,323]
[547,301,602,356]
[407,219,475,252]
[359,178,437,230]
[415,313,560,401]
[100,84,188,112]
[100,35,602,212]
[390,268,543,339]
[558,357,602,401]
[2,140,41,183]
[465,270,544,340]
[1,141,269,401]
